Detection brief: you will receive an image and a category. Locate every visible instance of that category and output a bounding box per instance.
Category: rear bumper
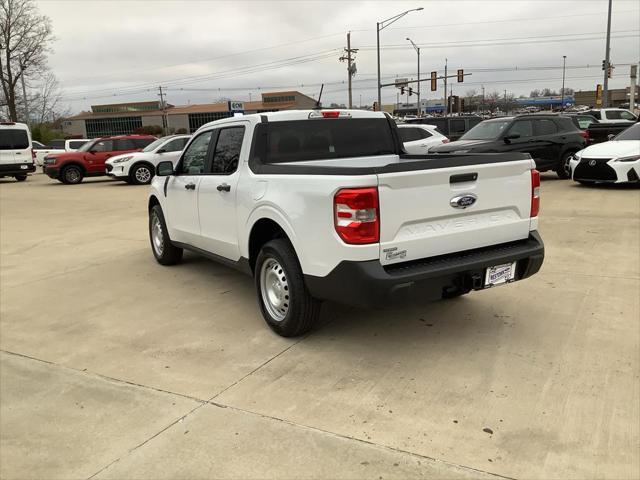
[0,163,36,176]
[305,231,544,308]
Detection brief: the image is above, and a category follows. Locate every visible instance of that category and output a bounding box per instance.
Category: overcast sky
[35,0,640,112]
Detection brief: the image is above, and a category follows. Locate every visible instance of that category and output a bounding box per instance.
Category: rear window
[606,110,636,121]
[258,119,396,163]
[0,129,29,150]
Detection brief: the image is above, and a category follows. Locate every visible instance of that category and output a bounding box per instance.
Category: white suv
[106,134,190,185]
[0,122,35,181]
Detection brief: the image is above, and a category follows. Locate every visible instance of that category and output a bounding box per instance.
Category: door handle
[217,183,231,192]
[185,183,196,190]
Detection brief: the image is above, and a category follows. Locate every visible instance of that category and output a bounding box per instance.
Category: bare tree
[0,0,54,121]
[31,72,67,123]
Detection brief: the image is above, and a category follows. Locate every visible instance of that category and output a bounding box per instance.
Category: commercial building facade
[573,86,639,108]
[62,91,317,138]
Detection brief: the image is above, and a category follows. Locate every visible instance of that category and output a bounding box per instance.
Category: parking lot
[0,173,638,479]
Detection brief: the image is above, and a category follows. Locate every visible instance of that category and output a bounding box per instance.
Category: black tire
[149,205,183,265]
[556,151,575,179]
[61,165,84,184]
[14,174,27,182]
[255,238,320,337]
[130,163,154,185]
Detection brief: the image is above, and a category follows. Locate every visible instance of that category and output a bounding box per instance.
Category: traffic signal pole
[602,0,613,107]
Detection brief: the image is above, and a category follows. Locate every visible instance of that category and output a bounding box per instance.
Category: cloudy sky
[35,0,640,112]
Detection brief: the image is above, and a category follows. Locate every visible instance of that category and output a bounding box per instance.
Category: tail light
[31,148,36,161]
[309,110,352,119]
[580,130,589,140]
[530,169,540,217]
[334,187,379,244]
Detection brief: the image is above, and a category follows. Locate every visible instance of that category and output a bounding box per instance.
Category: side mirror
[607,134,615,140]
[156,160,174,176]
[156,148,166,154]
[504,133,521,143]
[89,150,97,154]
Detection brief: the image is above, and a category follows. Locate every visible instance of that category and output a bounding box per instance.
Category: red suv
[44,134,156,184]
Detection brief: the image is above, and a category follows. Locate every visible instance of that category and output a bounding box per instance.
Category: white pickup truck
[148,110,544,337]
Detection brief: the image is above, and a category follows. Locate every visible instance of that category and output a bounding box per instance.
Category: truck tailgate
[377,159,533,265]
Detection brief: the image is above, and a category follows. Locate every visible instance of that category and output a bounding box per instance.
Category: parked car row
[0,122,36,181]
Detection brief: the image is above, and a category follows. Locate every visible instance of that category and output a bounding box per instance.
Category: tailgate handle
[450,172,478,184]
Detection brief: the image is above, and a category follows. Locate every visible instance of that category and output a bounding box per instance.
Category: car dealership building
[62,91,318,138]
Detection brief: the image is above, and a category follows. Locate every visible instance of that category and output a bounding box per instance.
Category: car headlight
[614,154,640,162]
[112,156,133,164]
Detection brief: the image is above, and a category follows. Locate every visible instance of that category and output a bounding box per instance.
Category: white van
[0,122,36,181]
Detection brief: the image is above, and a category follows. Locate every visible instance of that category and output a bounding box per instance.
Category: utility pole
[158,86,168,136]
[603,0,613,107]
[406,38,420,116]
[339,32,358,109]
[20,56,29,126]
[504,89,508,114]
[481,85,485,116]
[630,64,638,113]
[561,55,567,110]
[444,58,448,115]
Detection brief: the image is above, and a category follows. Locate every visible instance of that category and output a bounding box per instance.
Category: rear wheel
[131,163,154,185]
[61,165,83,184]
[149,205,183,265]
[14,174,27,182]
[556,151,575,179]
[255,238,320,337]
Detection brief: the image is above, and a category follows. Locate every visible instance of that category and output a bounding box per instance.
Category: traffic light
[408,87,413,96]
[607,64,614,78]
[457,69,464,82]
[602,60,606,71]
[400,87,405,95]
[430,71,437,91]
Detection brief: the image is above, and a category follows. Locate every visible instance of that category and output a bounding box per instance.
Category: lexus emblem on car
[450,194,477,209]
[589,160,597,166]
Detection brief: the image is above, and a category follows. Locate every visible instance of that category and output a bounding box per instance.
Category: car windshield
[614,123,640,141]
[143,138,166,152]
[460,120,511,140]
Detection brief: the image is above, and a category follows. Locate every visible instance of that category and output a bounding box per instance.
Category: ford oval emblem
[450,194,477,209]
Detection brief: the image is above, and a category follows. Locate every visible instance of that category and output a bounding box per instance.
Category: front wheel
[255,238,320,337]
[14,174,27,182]
[131,163,154,185]
[556,151,575,179]
[149,205,183,265]
[61,165,84,184]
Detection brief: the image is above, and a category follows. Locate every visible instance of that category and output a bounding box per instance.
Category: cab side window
[114,139,135,151]
[92,140,113,152]
[508,120,533,138]
[210,127,245,175]
[179,131,212,175]
[534,119,558,136]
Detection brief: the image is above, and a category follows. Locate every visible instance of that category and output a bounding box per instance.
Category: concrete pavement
[1,173,638,479]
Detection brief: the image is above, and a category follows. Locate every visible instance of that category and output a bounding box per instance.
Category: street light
[561,55,567,111]
[376,7,423,111]
[406,37,420,116]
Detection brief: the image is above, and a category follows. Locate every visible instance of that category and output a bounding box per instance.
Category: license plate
[485,262,517,287]
[20,165,28,169]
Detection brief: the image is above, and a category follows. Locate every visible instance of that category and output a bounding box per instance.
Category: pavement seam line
[87,402,207,479]
[0,349,206,403]
[206,401,516,480]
